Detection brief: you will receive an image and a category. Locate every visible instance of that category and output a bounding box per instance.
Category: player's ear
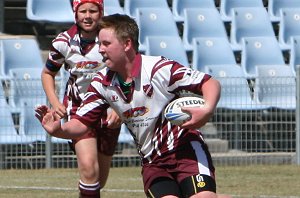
[124,38,132,52]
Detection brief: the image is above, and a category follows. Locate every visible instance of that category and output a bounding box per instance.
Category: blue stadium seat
[0,82,24,144]
[268,0,300,22]
[104,0,124,15]
[26,0,73,23]
[8,68,68,143]
[278,8,300,50]
[8,68,46,110]
[289,36,300,75]
[205,64,268,110]
[253,65,296,110]
[18,101,46,142]
[230,7,276,51]
[136,8,180,52]
[123,0,169,18]
[182,8,228,51]
[220,0,264,22]
[0,38,44,78]
[192,37,237,71]
[172,0,216,22]
[104,6,124,16]
[145,36,189,66]
[241,37,286,79]
[8,68,55,143]
[104,0,121,7]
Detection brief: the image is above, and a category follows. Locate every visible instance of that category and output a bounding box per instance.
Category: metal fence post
[296,65,300,165]
[45,99,53,168]
[45,134,53,168]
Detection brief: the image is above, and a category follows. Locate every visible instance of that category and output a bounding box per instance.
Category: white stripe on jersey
[191,141,211,176]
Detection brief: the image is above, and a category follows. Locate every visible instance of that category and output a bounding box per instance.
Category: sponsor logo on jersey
[76,61,103,69]
[111,95,119,102]
[123,107,149,118]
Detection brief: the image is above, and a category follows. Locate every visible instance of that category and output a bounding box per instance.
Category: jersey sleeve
[72,82,110,128]
[45,32,70,72]
[154,61,211,95]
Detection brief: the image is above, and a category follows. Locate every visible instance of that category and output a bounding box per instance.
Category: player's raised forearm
[201,78,221,113]
[35,105,89,139]
[59,119,90,139]
[44,119,89,139]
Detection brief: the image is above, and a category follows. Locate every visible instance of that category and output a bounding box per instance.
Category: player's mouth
[83,22,93,26]
[102,56,108,63]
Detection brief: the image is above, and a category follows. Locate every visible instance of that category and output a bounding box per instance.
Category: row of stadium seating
[3,33,297,80]
[25,0,300,74]
[25,0,300,49]
[26,0,300,23]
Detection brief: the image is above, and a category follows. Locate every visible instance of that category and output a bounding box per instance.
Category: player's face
[98,28,127,71]
[76,3,101,33]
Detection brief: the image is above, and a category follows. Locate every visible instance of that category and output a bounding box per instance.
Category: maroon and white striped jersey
[45,25,105,118]
[74,54,212,163]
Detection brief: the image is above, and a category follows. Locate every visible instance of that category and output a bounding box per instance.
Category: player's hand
[35,105,62,136]
[52,102,67,119]
[106,109,122,129]
[180,106,214,129]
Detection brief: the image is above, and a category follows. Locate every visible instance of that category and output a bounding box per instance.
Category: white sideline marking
[0,185,144,193]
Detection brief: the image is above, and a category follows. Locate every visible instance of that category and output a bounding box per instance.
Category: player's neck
[80,30,97,40]
[118,50,136,82]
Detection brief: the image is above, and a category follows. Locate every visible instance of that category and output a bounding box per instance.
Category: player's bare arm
[35,105,89,139]
[181,78,221,129]
[41,67,67,119]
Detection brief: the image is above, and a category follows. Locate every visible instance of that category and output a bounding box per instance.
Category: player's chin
[83,27,96,33]
[80,24,97,32]
[103,59,115,70]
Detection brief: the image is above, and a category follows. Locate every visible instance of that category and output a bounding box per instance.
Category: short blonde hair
[98,14,139,52]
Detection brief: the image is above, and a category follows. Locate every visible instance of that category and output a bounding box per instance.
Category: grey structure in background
[0,0,4,33]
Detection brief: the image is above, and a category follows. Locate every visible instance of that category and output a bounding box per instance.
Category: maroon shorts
[142,140,215,193]
[66,100,120,156]
[71,126,120,156]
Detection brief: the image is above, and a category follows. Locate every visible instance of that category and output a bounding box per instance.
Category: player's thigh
[176,141,216,197]
[97,152,113,187]
[97,152,112,170]
[179,174,216,197]
[75,137,99,171]
[147,177,182,198]
[96,127,120,156]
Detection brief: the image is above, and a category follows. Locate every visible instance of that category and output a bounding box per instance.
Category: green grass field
[0,165,299,198]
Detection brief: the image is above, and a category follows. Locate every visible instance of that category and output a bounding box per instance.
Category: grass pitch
[0,165,299,198]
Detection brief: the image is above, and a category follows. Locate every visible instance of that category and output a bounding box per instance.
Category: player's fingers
[35,104,48,112]
[55,110,65,119]
[107,112,122,129]
[180,115,204,129]
[181,107,194,113]
[107,119,122,129]
[35,112,43,123]
[53,111,61,121]
[35,105,49,122]
[180,119,195,129]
